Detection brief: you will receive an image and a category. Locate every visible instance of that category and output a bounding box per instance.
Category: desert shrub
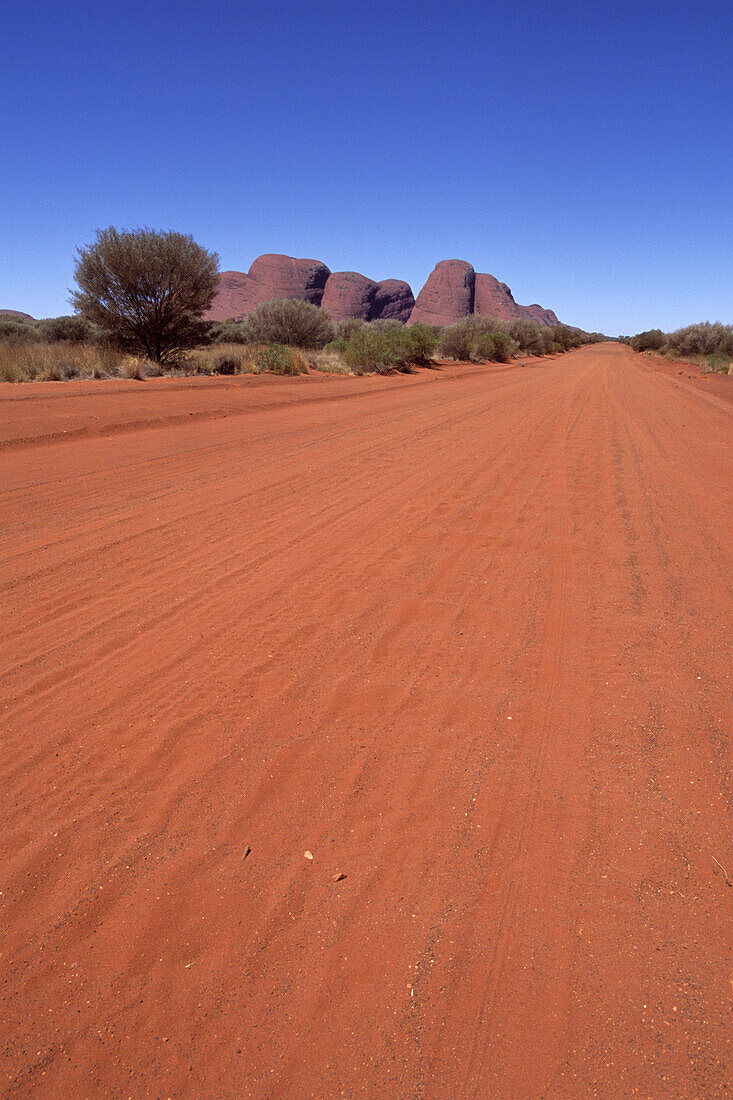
[438,323,475,361]
[251,343,309,375]
[208,320,249,345]
[0,357,22,381]
[630,329,665,352]
[706,352,732,374]
[324,337,349,355]
[185,343,256,375]
[0,319,36,342]
[506,319,547,355]
[548,325,577,351]
[406,323,438,362]
[37,315,97,343]
[474,331,515,363]
[338,323,433,374]
[72,226,220,362]
[627,322,733,362]
[438,319,517,363]
[665,322,733,359]
[242,298,334,348]
[383,329,418,372]
[333,318,365,340]
[342,325,396,373]
[41,359,80,381]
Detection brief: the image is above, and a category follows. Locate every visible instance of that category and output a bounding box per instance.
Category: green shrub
[253,343,309,375]
[0,319,36,342]
[37,315,97,343]
[666,321,733,359]
[333,318,365,340]
[706,352,732,374]
[406,323,438,362]
[630,329,665,352]
[438,319,516,363]
[438,323,475,361]
[506,320,548,355]
[474,331,515,363]
[343,326,396,373]
[208,320,249,344]
[338,322,435,374]
[242,298,334,348]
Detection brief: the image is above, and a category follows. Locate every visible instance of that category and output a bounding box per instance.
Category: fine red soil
[0,343,730,1098]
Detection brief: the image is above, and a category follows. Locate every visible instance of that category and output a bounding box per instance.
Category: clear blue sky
[2,0,731,335]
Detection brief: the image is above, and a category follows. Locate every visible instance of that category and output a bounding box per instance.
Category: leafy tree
[71,227,220,362]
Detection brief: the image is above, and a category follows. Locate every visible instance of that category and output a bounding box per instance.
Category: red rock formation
[247,254,330,307]
[206,254,331,320]
[321,272,378,322]
[372,280,415,323]
[518,304,560,326]
[468,271,558,328]
[0,309,34,321]
[205,253,560,328]
[408,260,476,326]
[474,274,519,321]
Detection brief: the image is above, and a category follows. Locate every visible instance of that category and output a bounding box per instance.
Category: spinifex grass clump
[0,341,126,382]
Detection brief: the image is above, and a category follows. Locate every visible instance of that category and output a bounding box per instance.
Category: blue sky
[2,0,731,335]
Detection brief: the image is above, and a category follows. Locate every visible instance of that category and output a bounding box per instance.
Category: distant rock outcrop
[321,272,378,322]
[318,273,415,324]
[474,273,519,321]
[206,252,559,327]
[408,260,476,327]
[247,254,330,307]
[206,254,331,320]
[0,309,34,321]
[411,262,558,328]
[372,279,415,323]
[519,304,560,326]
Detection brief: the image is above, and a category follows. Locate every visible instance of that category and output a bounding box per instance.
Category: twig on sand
[711,855,731,886]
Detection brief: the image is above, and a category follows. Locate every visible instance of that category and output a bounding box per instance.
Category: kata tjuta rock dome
[206,253,559,327]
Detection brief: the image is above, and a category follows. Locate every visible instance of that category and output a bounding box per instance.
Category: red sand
[0,343,730,1097]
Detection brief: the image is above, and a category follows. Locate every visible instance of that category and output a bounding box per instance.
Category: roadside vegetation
[0,305,606,382]
[1,225,606,383]
[621,323,733,374]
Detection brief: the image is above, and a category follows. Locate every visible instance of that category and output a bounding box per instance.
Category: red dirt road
[1,343,730,1097]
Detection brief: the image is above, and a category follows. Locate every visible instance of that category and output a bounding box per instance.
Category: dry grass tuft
[308,349,352,374]
[185,343,260,376]
[0,342,127,382]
